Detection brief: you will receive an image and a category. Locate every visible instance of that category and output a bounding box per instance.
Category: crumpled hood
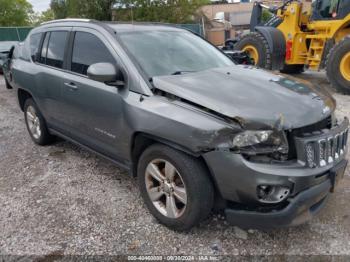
[152,66,335,129]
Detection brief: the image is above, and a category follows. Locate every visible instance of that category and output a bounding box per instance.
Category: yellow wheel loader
[234,0,350,94]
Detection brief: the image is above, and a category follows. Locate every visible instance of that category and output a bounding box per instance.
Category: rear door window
[45,31,68,69]
[30,33,42,61]
[39,32,50,64]
[71,31,115,76]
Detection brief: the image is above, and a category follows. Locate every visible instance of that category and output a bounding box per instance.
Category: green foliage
[72,0,115,21]
[114,0,209,23]
[40,9,56,23]
[31,9,55,26]
[50,0,69,19]
[261,9,273,23]
[49,0,209,23]
[50,0,115,20]
[0,0,34,26]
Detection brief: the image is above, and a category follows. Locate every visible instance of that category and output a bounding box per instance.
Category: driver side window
[71,32,115,76]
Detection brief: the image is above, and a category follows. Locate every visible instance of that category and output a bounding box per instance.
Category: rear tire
[24,98,54,145]
[234,32,272,69]
[137,144,214,231]
[326,37,350,95]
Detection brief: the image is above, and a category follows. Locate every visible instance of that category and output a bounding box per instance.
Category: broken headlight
[232,130,288,154]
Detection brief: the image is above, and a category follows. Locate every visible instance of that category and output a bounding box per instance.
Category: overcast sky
[29,0,50,12]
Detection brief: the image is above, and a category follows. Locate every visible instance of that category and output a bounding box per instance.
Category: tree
[40,9,56,23]
[31,9,55,26]
[74,0,115,21]
[51,0,69,19]
[261,9,273,23]
[0,0,34,26]
[51,0,115,21]
[114,0,209,23]
[50,0,209,23]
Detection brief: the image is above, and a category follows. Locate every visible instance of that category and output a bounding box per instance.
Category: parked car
[1,43,21,89]
[0,41,18,74]
[10,20,349,231]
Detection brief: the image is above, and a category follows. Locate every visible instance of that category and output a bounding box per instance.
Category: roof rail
[108,21,179,26]
[41,18,92,25]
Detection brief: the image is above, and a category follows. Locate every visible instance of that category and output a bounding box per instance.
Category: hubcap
[145,159,187,219]
[242,45,259,65]
[340,52,350,81]
[26,106,41,139]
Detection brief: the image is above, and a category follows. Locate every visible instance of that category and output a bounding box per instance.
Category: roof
[40,18,92,25]
[106,23,185,32]
[40,19,185,33]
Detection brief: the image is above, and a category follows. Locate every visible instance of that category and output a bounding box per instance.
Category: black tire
[234,32,272,69]
[137,144,214,231]
[280,64,304,74]
[24,98,54,145]
[326,37,350,95]
[5,77,12,89]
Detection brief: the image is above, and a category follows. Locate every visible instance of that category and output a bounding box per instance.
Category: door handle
[64,82,78,91]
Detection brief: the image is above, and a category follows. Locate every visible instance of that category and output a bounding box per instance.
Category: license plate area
[330,160,348,192]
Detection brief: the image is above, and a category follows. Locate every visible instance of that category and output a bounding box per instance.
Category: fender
[255,26,286,70]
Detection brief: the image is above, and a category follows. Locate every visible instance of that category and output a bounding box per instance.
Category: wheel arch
[254,26,286,70]
[130,132,200,177]
[17,88,34,112]
[130,132,225,206]
[333,23,350,43]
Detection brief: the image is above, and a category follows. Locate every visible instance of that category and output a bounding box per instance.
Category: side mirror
[87,63,124,87]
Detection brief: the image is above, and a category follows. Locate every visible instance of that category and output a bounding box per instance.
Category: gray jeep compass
[10,19,349,231]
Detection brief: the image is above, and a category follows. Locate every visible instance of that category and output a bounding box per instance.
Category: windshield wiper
[171,70,196,75]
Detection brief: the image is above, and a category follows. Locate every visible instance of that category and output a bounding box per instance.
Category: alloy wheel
[26,105,41,140]
[145,159,187,218]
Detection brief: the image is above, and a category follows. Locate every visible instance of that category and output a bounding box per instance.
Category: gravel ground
[0,72,349,258]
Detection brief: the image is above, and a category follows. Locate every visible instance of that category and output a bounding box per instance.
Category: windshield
[118,30,234,78]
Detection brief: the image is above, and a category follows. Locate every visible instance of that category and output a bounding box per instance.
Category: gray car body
[10,20,349,228]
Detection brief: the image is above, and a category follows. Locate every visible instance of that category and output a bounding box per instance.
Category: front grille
[287,116,332,159]
[294,119,349,168]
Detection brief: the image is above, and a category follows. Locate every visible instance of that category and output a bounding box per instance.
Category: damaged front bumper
[225,159,347,229]
[203,118,349,229]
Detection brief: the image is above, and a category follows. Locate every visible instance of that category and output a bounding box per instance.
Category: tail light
[286,40,293,60]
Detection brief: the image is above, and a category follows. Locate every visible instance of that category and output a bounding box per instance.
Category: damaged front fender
[123,93,242,155]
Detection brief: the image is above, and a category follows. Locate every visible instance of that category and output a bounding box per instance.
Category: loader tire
[234,32,272,70]
[326,37,350,95]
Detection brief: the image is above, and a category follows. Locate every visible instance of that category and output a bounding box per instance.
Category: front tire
[326,37,350,95]
[234,32,272,69]
[137,144,214,231]
[24,98,54,145]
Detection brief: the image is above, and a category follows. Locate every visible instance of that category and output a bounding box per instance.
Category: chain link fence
[0,27,33,42]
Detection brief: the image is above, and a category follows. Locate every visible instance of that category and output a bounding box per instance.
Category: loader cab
[311,0,350,20]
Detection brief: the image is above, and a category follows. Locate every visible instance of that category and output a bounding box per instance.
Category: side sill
[49,128,132,173]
